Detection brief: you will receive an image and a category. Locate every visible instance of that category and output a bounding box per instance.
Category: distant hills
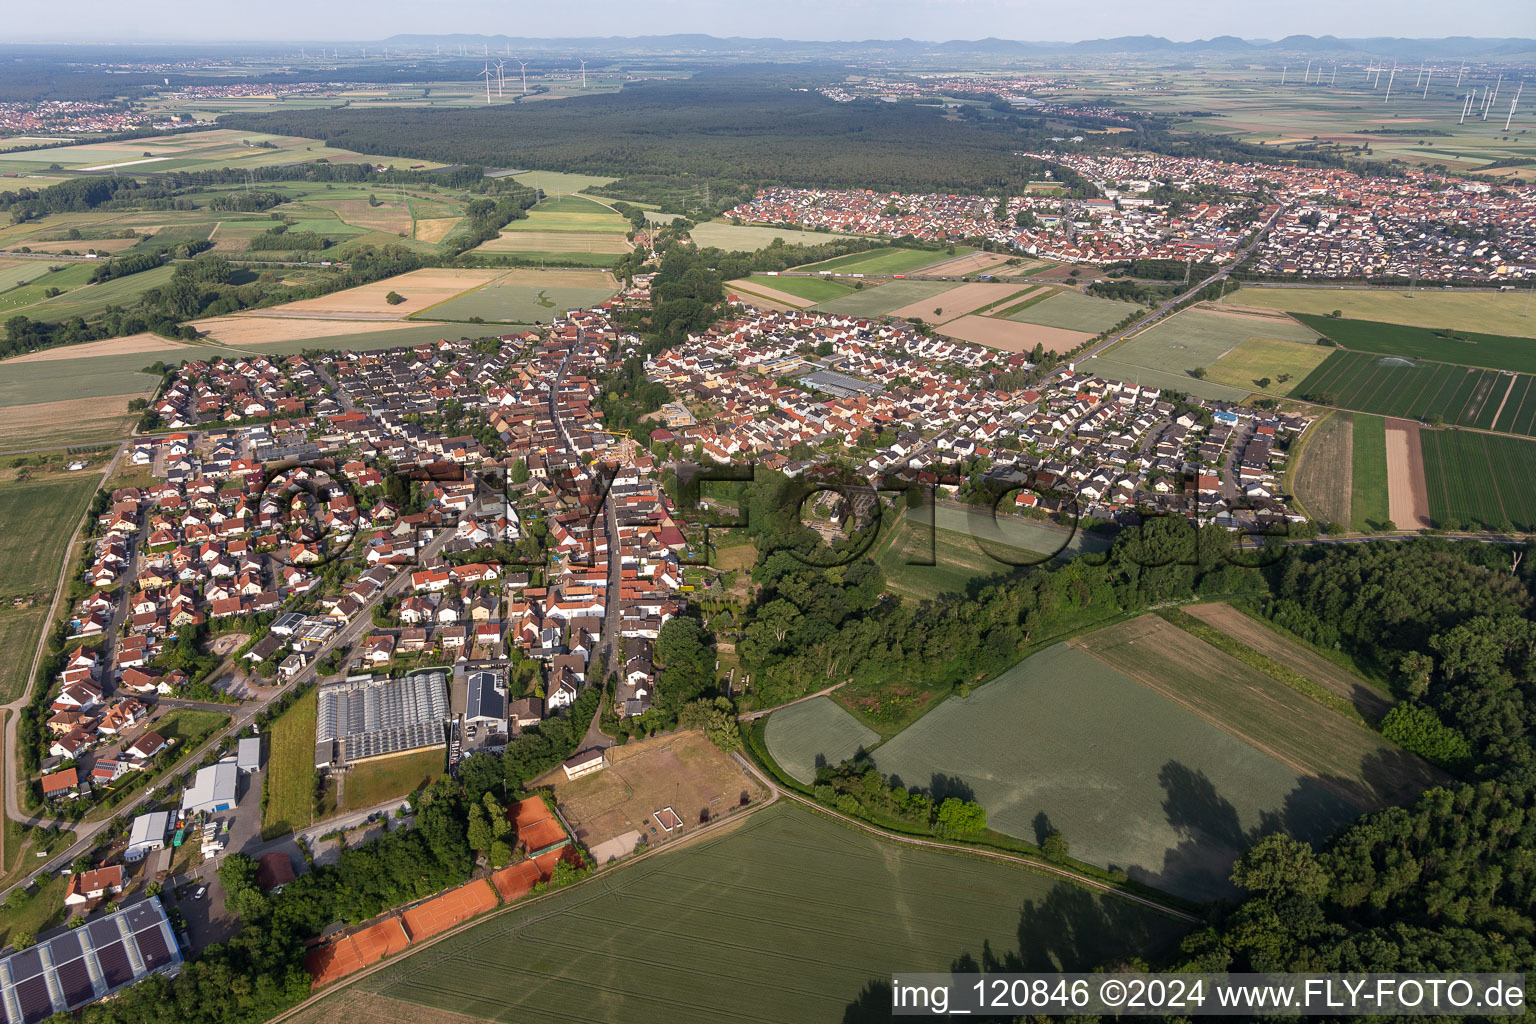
[378,33,1536,60]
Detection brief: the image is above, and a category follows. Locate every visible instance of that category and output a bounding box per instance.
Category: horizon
[10,1,1535,47]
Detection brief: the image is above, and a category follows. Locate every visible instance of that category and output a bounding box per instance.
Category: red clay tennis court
[490,860,543,903]
[510,795,568,851]
[305,917,409,987]
[401,879,497,941]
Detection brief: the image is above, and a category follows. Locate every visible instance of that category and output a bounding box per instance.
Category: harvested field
[937,315,1092,353]
[763,697,878,784]
[887,281,1023,324]
[1072,615,1439,809]
[401,880,498,942]
[415,268,617,323]
[725,279,814,310]
[1183,603,1390,720]
[915,250,1019,276]
[473,229,630,254]
[549,731,764,858]
[188,315,447,350]
[1292,411,1353,528]
[316,199,413,235]
[1385,419,1432,530]
[243,268,505,320]
[1225,287,1536,340]
[343,804,1187,1023]
[811,278,952,316]
[723,284,802,313]
[2,333,189,363]
[0,395,138,449]
[413,217,461,243]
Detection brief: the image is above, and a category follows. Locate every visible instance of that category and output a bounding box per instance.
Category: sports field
[414,268,617,323]
[551,731,763,862]
[1350,414,1391,532]
[1205,337,1333,396]
[871,639,1367,901]
[1225,289,1536,341]
[1008,290,1143,334]
[1292,351,1535,435]
[812,278,954,317]
[1292,411,1353,528]
[792,247,950,276]
[326,804,1188,1023]
[751,274,853,304]
[262,688,317,837]
[764,697,879,784]
[1184,603,1391,720]
[1295,314,1536,374]
[688,221,855,251]
[1421,429,1536,531]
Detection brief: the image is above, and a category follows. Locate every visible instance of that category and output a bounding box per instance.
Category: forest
[221,74,1091,196]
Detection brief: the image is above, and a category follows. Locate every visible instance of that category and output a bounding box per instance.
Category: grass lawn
[752,275,853,303]
[1294,313,1536,374]
[324,803,1188,1024]
[340,747,444,812]
[1226,288,1536,340]
[1205,337,1333,396]
[792,246,950,276]
[1009,290,1144,333]
[0,874,68,947]
[262,688,317,837]
[764,697,879,784]
[1292,411,1353,529]
[156,709,231,753]
[1350,413,1391,531]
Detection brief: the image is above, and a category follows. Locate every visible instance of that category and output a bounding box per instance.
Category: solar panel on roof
[122,903,157,932]
[134,927,171,971]
[96,942,135,988]
[6,949,42,983]
[47,932,80,963]
[54,958,94,1008]
[85,918,120,947]
[14,975,51,1024]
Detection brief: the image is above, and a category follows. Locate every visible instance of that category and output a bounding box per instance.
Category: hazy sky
[14,0,1536,43]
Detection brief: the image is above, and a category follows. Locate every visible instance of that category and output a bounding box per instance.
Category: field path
[738,680,847,722]
[1489,374,1518,426]
[1385,419,1432,529]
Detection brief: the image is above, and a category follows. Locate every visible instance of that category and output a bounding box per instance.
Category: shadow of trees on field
[841,880,1192,1022]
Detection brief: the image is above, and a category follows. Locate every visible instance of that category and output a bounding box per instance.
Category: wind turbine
[1505,81,1524,132]
[479,63,494,104]
[579,58,588,88]
[1304,59,1312,84]
[1456,64,1466,89]
[1384,62,1398,102]
[1330,64,1337,86]
[517,60,530,94]
[1422,68,1432,100]
[1280,65,1287,86]
[1487,76,1503,120]
[494,60,506,97]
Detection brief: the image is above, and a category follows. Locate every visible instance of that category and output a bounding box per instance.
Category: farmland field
[1205,337,1333,396]
[764,697,879,784]
[341,748,445,812]
[243,268,506,320]
[1183,603,1391,720]
[414,268,617,323]
[0,264,176,322]
[0,472,99,600]
[1292,411,1353,528]
[0,260,57,291]
[1421,429,1536,531]
[263,688,318,837]
[1294,314,1536,373]
[0,129,410,175]
[872,511,1068,601]
[938,315,1091,353]
[871,637,1382,901]
[0,394,141,450]
[318,804,1188,1024]
[1008,290,1143,334]
[1350,413,1391,532]
[1081,308,1318,403]
[888,281,1024,323]
[791,246,950,276]
[1224,288,1536,340]
[749,274,853,304]
[510,170,616,194]
[811,278,953,316]
[688,221,856,251]
[188,318,474,356]
[1292,350,1532,434]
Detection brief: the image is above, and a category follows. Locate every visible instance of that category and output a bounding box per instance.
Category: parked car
[194,886,206,900]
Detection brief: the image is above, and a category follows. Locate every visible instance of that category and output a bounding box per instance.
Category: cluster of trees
[87,240,212,283]
[0,176,143,223]
[809,750,988,839]
[441,188,539,259]
[223,75,1087,196]
[245,227,332,252]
